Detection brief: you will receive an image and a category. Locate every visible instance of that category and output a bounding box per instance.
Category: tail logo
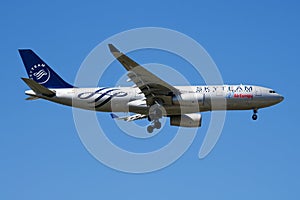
[29,64,51,84]
[34,69,47,79]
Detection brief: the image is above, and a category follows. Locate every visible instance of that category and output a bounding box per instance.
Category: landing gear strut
[252,109,258,120]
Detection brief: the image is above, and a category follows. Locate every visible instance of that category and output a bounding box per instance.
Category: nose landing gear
[252,109,258,120]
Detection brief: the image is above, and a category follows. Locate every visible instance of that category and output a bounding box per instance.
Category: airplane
[19,44,284,133]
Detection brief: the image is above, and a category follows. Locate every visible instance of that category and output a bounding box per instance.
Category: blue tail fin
[110,113,119,119]
[19,49,74,88]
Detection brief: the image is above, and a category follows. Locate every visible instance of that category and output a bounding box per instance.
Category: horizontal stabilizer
[22,78,56,97]
[25,96,40,100]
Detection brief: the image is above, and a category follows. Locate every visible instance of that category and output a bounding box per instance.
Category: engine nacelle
[170,113,202,127]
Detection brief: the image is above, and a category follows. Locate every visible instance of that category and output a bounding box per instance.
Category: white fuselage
[26,84,284,115]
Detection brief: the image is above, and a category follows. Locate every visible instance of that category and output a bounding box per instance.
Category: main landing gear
[147,105,163,133]
[252,109,258,120]
[147,120,162,133]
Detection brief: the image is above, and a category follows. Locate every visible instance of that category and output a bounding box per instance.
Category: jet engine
[170,113,202,127]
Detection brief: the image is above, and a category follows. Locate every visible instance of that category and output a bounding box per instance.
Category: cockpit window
[269,90,276,93]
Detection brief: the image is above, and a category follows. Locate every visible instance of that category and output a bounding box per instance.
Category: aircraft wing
[109,44,180,106]
[110,113,147,122]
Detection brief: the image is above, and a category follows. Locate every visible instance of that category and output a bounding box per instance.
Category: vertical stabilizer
[19,49,73,88]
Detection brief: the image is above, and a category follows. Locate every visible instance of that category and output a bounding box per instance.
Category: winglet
[108,44,139,71]
[110,113,119,119]
[108,44,124,59]
[108,44,120,53]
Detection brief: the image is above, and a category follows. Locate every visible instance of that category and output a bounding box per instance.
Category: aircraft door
[255,87,262,96]
[216,86,224,96]
[196,93,204,106]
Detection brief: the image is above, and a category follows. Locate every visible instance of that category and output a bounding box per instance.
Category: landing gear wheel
[154,121,161,129]
[252,109,258,120]
[147,125,154,133]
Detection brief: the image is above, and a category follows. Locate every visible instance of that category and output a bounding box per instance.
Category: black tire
[252,114,258,120]
[147,125,154,133]
[154,121,161,129]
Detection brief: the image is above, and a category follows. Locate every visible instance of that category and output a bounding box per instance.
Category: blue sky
[1,0,300,199]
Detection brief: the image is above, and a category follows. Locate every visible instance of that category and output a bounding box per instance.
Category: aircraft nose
[278,95,284,102]
[273,94,284,103]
